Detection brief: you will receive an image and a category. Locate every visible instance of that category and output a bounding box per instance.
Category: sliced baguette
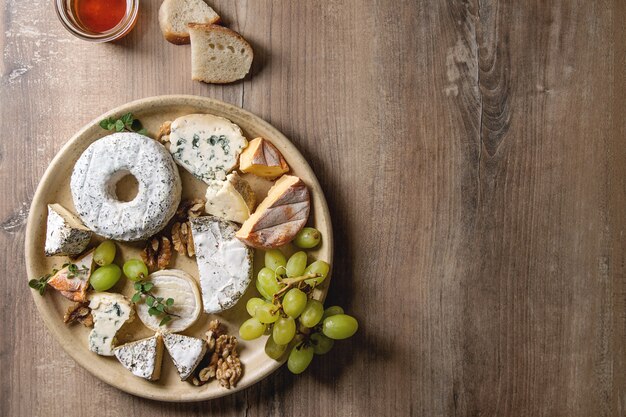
[188,23,253,84]
[159,0,220,45]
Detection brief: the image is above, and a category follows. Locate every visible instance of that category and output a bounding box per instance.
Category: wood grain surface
[1,0,623,416]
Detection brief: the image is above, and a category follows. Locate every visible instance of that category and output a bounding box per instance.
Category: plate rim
[24,95,333,402]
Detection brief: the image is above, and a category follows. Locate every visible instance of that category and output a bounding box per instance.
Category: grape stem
[273,273,321,299]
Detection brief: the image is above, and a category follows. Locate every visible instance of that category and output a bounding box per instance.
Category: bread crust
[159,0,221,45]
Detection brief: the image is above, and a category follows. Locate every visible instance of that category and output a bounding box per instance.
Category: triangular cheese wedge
[114,334,164,381]
[45,203,92,256]
[239,137,289,179]
[47,249,95,302]
[163,333,207,380]
[205,172,256,223]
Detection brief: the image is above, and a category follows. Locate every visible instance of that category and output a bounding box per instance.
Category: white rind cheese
[70,132,182,241]
[114,334,164,381]
[44,203,92,256]
[88,293,134,356]
[168,114,248,183]
[136,270,202,333]
[163,333,207,381]
[205,172,256,224]
[190,216,253,313]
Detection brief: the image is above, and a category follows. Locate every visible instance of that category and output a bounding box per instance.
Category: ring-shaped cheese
[70,132,182,241]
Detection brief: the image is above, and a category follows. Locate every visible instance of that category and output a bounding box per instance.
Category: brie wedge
[114,334,164,381]
[47,249,95,302]
[190,216,253,313]
[88,293,134,356]
[163,333,207,381]
[44,203,92,256]
[205,172,256,223]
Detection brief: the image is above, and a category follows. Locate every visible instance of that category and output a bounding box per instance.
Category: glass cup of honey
[55,0,139,42]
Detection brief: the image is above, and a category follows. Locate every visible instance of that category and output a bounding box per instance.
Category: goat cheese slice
[88,293,134,356]
[114,334,164,381]
[163,333,207,381]
[190,216,253,313]
[168,114,248,183]
[205,172,256,224]
[45,203,92,256]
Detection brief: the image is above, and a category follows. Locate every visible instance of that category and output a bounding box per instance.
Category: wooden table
[1,1,623,415]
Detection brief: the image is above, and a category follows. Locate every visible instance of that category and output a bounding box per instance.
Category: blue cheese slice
[190,216,253,313]
[44,203,92,256]
[163,333,207,381]
[113,334,164,381]
[168,114,248,183]
[205,172,256,223]
[88,293,134,356]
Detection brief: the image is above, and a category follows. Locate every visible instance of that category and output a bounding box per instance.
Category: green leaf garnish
[98,113,149,136]
[129,280,179,326]
[159,315,172,326]
[28,274,52,296]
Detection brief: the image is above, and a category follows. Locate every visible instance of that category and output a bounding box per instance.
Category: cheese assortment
[30,109,334,390]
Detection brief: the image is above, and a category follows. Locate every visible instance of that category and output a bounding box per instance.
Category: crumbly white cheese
[162,333,207,381]
[190,216,253,313]
[44,203,92,256]
[113,334,163,381]
[168,114,248,183]
[70,132,182,241]
[205,172,255,223]
[88,293,134,356]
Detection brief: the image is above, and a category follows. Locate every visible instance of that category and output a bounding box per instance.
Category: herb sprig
[28,274,52,296]
[99,112,148,136]
[131,281,178,326]
[63,262,88,279]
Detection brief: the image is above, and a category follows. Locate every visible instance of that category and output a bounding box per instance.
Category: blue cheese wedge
[113,334,164,381]
[205,172,256,223]
[163,333,207,381]
[88,293,134,356]
[44,203,92,256]
[190,216,253,313]
[168,114,248,183]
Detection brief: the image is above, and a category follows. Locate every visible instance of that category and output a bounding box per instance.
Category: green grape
[282,288,307,318]
[264,335,287,360]
[90,264,122,291]
[322,305,344,320]
[294,227,322,249]
[265,249,287,274]
[322,314,358,340]
[304,260,330,285]
[299,299,324,327]
[286,251,307,278]
[273,316,296,345]
[311,332,334,355]
[287,344,314,374]
[246,297,266,316]
[94,240,116,266]
[239,317,266,340]
[255,303,280,323]
[122,259,148,282]
[256,267,281,300]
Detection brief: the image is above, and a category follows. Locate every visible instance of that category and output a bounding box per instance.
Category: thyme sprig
[131,281,179,326]
[99,112,148,136]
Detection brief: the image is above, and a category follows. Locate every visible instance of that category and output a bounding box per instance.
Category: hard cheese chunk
[205,172,256,224]
[88,293,134,356]
[239,137,289,179]
[163,333,207,381]
[47,249,95,302]
[114,334,164,381]
[45,203,92,256]
[236,175,310,249]
[168,114,248,183]
[190,216,253,313]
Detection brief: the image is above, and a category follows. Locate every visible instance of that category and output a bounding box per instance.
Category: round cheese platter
[25,95,333,401]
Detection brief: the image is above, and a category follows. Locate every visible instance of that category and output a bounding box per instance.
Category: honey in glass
[74,0,127,33]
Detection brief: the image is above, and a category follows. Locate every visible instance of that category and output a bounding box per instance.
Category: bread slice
[188,24,253,84]
[159,0,220,45]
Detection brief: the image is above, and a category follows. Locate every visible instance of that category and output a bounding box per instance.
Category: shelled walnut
[141,236,172,271]
[63,302,93,327]
[191,320,243,389]
[171,221,195,257]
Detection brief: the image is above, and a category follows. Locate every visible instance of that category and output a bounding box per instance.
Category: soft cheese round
[70,132,182,241]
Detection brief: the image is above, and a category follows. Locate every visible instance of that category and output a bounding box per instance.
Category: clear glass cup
[54,0,139,42]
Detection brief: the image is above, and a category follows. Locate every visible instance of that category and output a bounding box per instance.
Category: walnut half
[63,302,93,327]
[141,236,172,271]
[191,321,243,389]
[172,221,195,257]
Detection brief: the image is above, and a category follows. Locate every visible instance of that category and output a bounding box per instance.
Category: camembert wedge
[190,216,253,313]
[236,175,310,249]
[205,172,256,223]
[47,249,95,302]
[114,334,164,381]
[44,203,92,256]
[163,333,207,381]
[88,293,134,356]
[239,137,289,179]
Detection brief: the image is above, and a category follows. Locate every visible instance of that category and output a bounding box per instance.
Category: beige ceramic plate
[25,95,333,401]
